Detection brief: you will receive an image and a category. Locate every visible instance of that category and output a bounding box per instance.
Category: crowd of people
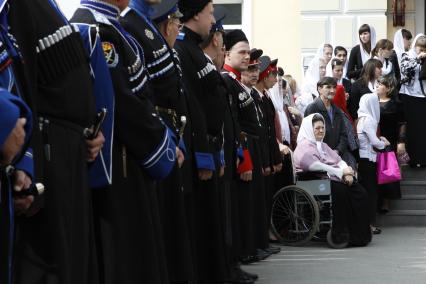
[0,0,424,283]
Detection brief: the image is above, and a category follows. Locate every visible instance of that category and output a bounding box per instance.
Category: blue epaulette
[176,32,185,41]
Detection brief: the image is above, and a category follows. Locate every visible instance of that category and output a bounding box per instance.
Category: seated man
[293,113,371,246]
[305,77,356,169]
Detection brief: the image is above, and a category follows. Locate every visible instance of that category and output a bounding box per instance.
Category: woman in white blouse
[357,80,393,235]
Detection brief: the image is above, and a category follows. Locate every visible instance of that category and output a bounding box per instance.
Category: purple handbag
[377,151,402,185]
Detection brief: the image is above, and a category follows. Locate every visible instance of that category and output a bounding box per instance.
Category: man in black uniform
[0,5,35,283]
[0,85,32,284]
[9,1,104,283]
[119,0,194,282]
[222,30,262,283]
[251,56,282,257]
[174,0,230,282]
[71,0,178,283]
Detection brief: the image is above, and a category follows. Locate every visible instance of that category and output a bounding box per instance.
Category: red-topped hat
[258,56,278,80]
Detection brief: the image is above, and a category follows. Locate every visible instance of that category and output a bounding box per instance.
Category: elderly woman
[294,113,371,246]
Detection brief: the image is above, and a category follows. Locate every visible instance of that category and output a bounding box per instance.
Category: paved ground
[243,227,426,284]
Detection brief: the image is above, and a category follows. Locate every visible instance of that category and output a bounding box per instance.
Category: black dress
[71,4,175,284]
[10,1,99,284]
[378,99,404,200]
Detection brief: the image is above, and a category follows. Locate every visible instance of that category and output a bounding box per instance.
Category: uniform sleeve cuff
[195,152,215,171]
[0,97,19,148]
[141,128,177,180]
[213,150,225,167]
[237,149,253,173]
[15,148,34,180]
[237,146,244,162]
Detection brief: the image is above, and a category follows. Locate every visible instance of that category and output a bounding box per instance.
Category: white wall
[56,0,80,19]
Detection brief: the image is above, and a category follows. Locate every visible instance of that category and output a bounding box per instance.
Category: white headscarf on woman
[408,33,425,59]
[393,29,406,64]
[325,51,350,79]
[357,92,380,133]
[297,113,326,156]
[359,24,377,65]
[302,44,328,96]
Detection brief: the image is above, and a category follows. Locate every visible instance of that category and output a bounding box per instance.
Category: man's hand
[263,167,271,176]
[13,170,35,216]
[343,175,354,186]
[273,163,283,173]
[176,147,185,168]
[198,169,213,181]
[1,118,26,165]
[279,143,290,155]
[86,131,105,162]
[240,170,252,182]
[219,166,225,178]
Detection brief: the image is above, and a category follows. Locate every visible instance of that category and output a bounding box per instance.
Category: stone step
[400,180,426,195]
[401,166,426,180]
[378,210,426,227]
[390,195,426,210]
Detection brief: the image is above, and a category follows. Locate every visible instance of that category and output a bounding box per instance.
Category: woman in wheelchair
[294,113,372,246]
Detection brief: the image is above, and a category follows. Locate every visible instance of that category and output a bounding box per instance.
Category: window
[213,0,251,40]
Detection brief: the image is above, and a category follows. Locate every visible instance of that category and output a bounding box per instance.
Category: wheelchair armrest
[297,171,329,181]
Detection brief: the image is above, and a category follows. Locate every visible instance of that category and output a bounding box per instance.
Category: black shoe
[372,227,382,235]
[256,249,272,260]
[240,269,258,281]
[240,254,260,265]
[378,208,389,215]
[226,266,255,284]
[269,239,281,244]
[264,246,281,254]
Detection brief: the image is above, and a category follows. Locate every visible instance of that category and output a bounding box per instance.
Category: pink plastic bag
[377,151,402,185]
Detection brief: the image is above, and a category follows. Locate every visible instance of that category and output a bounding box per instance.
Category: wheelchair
[270,171,349,249]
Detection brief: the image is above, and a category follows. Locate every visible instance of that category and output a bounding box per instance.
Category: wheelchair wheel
[271,185,320,246]
[326,229,349,249]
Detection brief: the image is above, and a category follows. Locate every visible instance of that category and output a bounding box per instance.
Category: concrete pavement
[243,227,426,284]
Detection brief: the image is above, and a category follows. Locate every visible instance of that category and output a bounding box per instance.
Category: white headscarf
[408,33,425,59]
[269,81,291,143]
[325,50,349,79]
[359,24,377,65]
[297,113,326,156]
[393,29,406,64]
[357,92,380,133]
[302,44,328,96]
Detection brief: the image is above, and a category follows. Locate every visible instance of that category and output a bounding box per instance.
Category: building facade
[217,0,425,83]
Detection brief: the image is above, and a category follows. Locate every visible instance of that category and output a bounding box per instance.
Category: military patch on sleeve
[238,92,247,101]
[144,29,154,40]
[102,41,119,68]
